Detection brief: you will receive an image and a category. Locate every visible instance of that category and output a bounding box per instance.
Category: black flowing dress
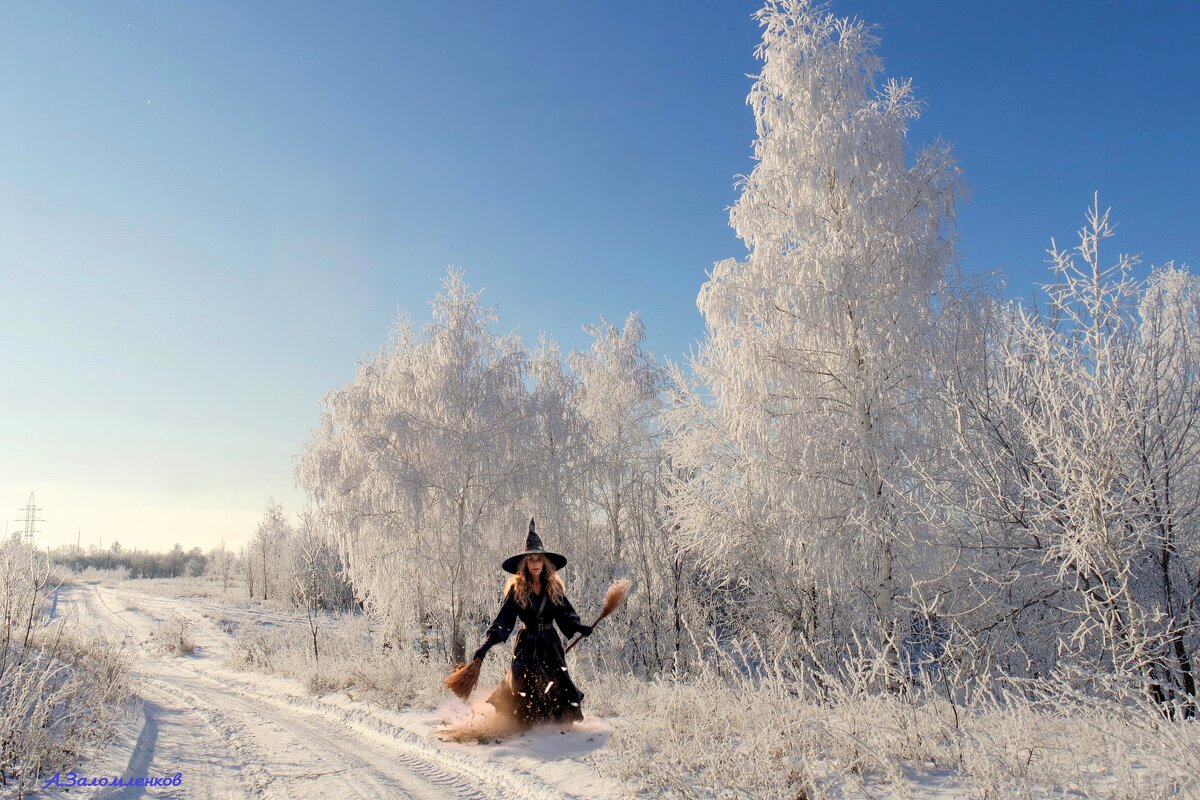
[479,585,586,725]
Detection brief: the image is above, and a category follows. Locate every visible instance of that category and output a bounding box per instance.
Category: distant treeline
[49,543,207,580]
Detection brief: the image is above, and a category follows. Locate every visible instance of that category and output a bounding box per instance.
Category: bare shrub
[225,624,288,671]
[149,614,196,657]
[0,620,131,795]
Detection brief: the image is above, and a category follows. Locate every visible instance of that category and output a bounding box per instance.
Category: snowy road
[45,584,622,800]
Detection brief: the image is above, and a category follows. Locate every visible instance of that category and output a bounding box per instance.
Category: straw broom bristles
[565,578,630,654]
[594,577,631,622]
[444,656,483,700]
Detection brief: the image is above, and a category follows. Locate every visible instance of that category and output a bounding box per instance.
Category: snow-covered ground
[35,583,625,800]
[23,581,1195,799]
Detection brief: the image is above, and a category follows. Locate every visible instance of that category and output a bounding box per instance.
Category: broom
[565,578,630,654]
[444,655,483,700]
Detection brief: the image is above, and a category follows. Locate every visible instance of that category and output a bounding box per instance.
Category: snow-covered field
[36,583,624,800]
[17,579,1195,799]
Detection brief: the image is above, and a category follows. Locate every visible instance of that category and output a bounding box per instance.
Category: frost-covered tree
[1000,206,1199,710]
[248,499,290,601]
[925,201,1200,713]
[572,315,665,579]
[664,0,962,661]
[1132,265,1200,711]
[907,287,1065,677]
[206,541,237,592]
[522,337,588,565]
[0,533,52,666]
[287,513,354,661]
[297,269,537,663]
[287,514,354,613]
[568,314,677,672]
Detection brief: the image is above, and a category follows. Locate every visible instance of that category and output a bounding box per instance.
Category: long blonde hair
[504,555,565,608]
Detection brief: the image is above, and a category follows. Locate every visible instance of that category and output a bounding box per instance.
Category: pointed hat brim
[501,549,567,574]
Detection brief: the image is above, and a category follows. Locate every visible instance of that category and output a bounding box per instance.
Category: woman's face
[525,554,544,578]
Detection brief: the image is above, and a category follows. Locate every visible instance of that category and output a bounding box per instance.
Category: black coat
[480,585,585,725]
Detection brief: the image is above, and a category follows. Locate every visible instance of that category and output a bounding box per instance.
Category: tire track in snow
[82,586,392,798]
[80,585,276,798]
[200,673,574,800]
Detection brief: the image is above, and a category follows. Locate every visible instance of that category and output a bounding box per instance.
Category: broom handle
[564,613,605,654]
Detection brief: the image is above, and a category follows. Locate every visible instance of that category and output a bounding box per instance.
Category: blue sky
[2,1,1196,551]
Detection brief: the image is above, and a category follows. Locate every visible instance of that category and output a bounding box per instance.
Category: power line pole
[15,492,43,547]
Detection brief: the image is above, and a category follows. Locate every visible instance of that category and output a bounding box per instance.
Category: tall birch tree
[663,0,963,661]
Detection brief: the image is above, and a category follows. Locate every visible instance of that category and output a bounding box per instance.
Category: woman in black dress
[472,518,593,726]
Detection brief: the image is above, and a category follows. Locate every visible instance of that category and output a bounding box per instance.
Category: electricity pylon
[16,492,43,546]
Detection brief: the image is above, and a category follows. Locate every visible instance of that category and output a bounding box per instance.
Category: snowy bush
[224,622,282,671]
[0,626,132,797]
[149,613,196,656]
[0,535,132,796]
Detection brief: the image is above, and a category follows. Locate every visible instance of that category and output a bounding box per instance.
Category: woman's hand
[576,624,594,637]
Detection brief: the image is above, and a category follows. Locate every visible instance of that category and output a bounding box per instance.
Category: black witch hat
[501,517,568,574]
